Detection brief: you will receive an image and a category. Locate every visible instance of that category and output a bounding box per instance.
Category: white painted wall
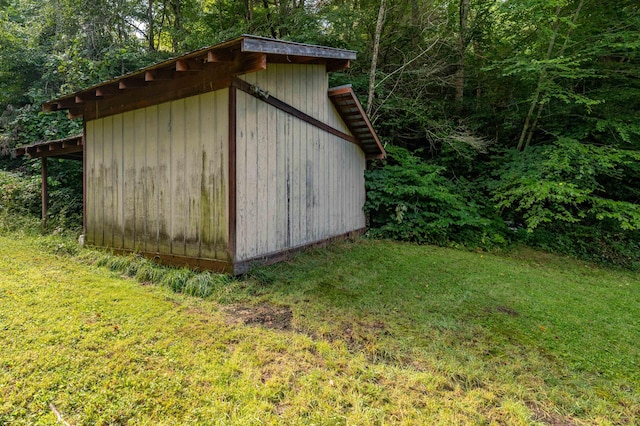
[235,64,366,261]
[85,89,230,261]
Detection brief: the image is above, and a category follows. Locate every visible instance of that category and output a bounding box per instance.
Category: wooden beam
[56,98,77,109]
[119,78,147,89]
[27,144,83,158]
[207,50,233,63]
[83,63,234,120]
[96,85,120,97]
[176,59,204,72]
[41,157,48,228]
[75,93,100,103]
[144,69,174,81]
[228,85,237,263]
[232,77,358,145]
[62,138,81,149]
[234,52,267,75]
[82,124,86,236]
[67,108,83,119]
[326,59,351,72]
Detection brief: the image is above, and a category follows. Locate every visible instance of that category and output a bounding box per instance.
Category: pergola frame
[13,135,83,227]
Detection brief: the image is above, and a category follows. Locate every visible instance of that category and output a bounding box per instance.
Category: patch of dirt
[496,305,520,316]
[223,302,293,330]
[527,403,577,426]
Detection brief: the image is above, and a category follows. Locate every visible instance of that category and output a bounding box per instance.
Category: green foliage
[524,222,640,270]
[0,170,40,217]
[364,145,496,246]
[0,0,638,268]
[0,162,82,232]
[490,138,640,231]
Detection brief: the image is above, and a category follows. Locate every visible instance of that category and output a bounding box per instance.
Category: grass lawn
[0,234,638,425]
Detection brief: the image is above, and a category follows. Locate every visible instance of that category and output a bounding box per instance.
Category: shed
[43,35,385,274]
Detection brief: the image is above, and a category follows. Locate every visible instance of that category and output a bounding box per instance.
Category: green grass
[1,234,639,425]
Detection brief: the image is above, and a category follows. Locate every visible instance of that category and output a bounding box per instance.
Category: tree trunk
[262,0,277,38]
[517,5,561,151]
[367,0,386,117]
[520,0,584,150]
[147,0,155,52]
[171,0,181,52]
[455,0,470,105]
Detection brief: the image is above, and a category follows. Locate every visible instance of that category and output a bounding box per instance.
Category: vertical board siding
[133,109,147,252]
[84,90,229,262]
[235,64,366,261]
[85,121,97,246]
[112,114,124,249]
[145,105,159,253]
[102,117,113,248]
[184,95,201,258]
[170,98,186,256]
[122,111,136,250]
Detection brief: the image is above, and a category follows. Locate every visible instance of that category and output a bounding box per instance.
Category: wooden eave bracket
[328,84,386,159]
[119,78,147,89]
[145,69,175,81]
[14,135,83,159]
[41,36,355,116]
[176,58,205,72]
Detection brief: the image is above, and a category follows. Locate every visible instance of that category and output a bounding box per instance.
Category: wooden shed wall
[235,64,366,262]
[85,89,230,261]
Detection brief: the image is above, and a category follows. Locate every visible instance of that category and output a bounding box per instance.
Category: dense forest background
[1,0,639,267]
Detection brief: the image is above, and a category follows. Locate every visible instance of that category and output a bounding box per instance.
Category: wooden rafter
[328,84,385,160]
[42,35,357,119]
[13,135,83,160]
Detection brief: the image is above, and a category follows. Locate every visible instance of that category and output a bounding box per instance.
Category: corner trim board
[228,86,237,263]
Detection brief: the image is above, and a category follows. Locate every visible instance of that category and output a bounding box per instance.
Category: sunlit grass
[0,234,638,425]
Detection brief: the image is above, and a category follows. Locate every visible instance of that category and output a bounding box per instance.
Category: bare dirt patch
[527,403,577,426]
[223,302,293,330]
[496,305,520,316]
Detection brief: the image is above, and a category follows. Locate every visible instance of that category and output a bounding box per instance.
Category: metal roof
[43,35,355,120]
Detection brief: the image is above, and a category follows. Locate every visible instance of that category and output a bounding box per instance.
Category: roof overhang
[13,134,83,161]
[329,85,385,159]
[43,35,356,121]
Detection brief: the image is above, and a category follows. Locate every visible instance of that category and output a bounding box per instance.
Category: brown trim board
[111,249,234,274]
[228,86,237,264]
[103,228,365,275]
[82,126,87,235]
[231,77,362,149]
[232,227,367,275]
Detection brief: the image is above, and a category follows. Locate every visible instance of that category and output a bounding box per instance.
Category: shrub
[364,145,500,247]
[490,138,640,231]
[0,170,41,217]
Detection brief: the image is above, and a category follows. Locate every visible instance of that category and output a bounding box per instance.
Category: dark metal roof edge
[43,35,357,108]
[240,35,357,59]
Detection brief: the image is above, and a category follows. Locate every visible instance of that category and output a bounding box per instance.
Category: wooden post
[41,157,49,228]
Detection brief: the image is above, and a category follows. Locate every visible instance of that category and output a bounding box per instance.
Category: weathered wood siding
[85,89,230,261]
[235,64,366,261]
